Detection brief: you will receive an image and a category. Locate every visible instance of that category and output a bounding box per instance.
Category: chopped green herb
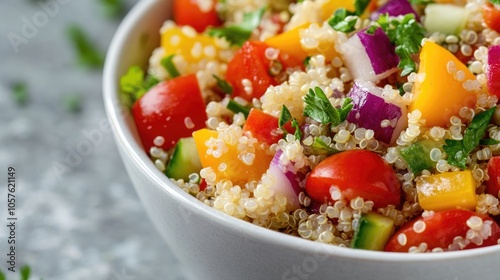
[409,0,435,4]
[213,75,233,94]
[373,14,425,76]
[227,99,250,118]
[279,105,302,140]
[20,266,31,280]
[66,25,104,68]
[63,93,82,113]
[311,137,339,156]
[0,270,5,280]
[120,66,159,107]
[207,7,266,45]
[99,0,125,18]
[480,138,500,146]
[443,107,496,169]
[303,56,312,67]
[328,9,357,33]
[303,87,352,126]
[161,55,180,78]
[354,0,371,15]
[12,82,29,106]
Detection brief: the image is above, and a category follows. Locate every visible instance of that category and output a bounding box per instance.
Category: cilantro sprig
[207,7,266,46]
[303,87,353,126]
[120,66,159,107]
[443,107,496,169]
[327,0,370,33]
[279,105,303,140]
[371,14,425,76]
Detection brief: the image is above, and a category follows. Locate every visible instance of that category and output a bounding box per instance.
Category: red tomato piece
[487,45,500,98]
[483,3,500,34]
[487,156,500,197]
[132,74,207,152]
[385,209,500,252]
[226,41,303,101]
[242,108,293,145]
[173,0,221,33]
[305,150,401,208]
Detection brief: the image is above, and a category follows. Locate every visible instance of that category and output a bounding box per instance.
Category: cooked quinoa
[124,0,500,252]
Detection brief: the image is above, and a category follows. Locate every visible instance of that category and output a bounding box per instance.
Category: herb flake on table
[66,25,105,69]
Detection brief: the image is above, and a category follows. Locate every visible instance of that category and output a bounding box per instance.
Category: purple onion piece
[357,27,400,75]
[370,0,420,21]
[268,150,301,211]
[346,81,406,144]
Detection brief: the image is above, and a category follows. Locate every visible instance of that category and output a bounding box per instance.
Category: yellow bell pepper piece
[161,25,220,64]
[416,170,477,211]
[265,23,311,62]
[192,129,273,185]
[409,41,477,127]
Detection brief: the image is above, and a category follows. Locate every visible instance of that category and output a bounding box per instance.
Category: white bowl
[103,1,500,279]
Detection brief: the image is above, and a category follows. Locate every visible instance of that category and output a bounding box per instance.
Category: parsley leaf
[12,82,29,106]
[20,265,31,280]
[63,93,83,113]
[227,99,250,118]
[99,0,125,18]
[328,9,357,33]
[409,0,435,4]
[311,137,339,156]
[207,7,265,46]
[443,107,496,169]
[480,138,500,145]
[66,25,104,68]
[120,66,159,107]
[374,14,425,76]
[354,0,371,15]
[0,270,5,280]
[161,54,180,78]
[303,87,352,126]
[213,75,233,94]
[279,105,302,140]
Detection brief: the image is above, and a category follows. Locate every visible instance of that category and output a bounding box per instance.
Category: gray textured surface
[0,1,187,279]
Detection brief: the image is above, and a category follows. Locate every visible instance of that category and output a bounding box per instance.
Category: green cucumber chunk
[351,212,395,251]
[424,4,469,35]
[165,137,202,181]
[400,139,439,174]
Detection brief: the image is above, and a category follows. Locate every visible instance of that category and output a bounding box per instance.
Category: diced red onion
[268,150,302,211]
[487,45,500,99]
[346,81,408,144]
[370,0,420,22]
[339,28,400,83]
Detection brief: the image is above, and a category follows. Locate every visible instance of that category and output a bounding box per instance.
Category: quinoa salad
[120,0,500,252]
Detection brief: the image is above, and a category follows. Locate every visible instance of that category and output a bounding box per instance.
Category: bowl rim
[103,0,500,263]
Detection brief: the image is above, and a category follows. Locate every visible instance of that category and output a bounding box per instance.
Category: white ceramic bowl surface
[103,1,500,279]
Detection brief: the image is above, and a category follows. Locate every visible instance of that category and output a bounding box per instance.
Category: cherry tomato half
[385,209,500,252]
[484,3,500,34]
[305,149,401,208]
[486,156,500,197]
[173,0,221,33]
[132,74,207,152]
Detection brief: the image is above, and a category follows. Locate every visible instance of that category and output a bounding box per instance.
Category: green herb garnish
[20,266,31,280]
[120,66,159,106]
[311,137,339,156]
[409,0,435,4]
[161,55,180,78]
[99,0,125,18]
[12,82,29,106]
[227,99,250,118]
[279,105,302,140]
[66,25,104,68]
[213,75,233,94]
[304,87,352,126]
[63,93,82,113]
[207,7,266,46]
[374,14,425,76]
[443,107,496,169]
[327,0,370,33]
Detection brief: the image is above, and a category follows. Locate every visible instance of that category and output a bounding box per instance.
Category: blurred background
[0,1,188,279]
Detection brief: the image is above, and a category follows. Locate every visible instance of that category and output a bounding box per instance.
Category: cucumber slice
[165,137,202,181]
[424,4,469,35]
[351,212,395,251]
[400,139,439,174]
